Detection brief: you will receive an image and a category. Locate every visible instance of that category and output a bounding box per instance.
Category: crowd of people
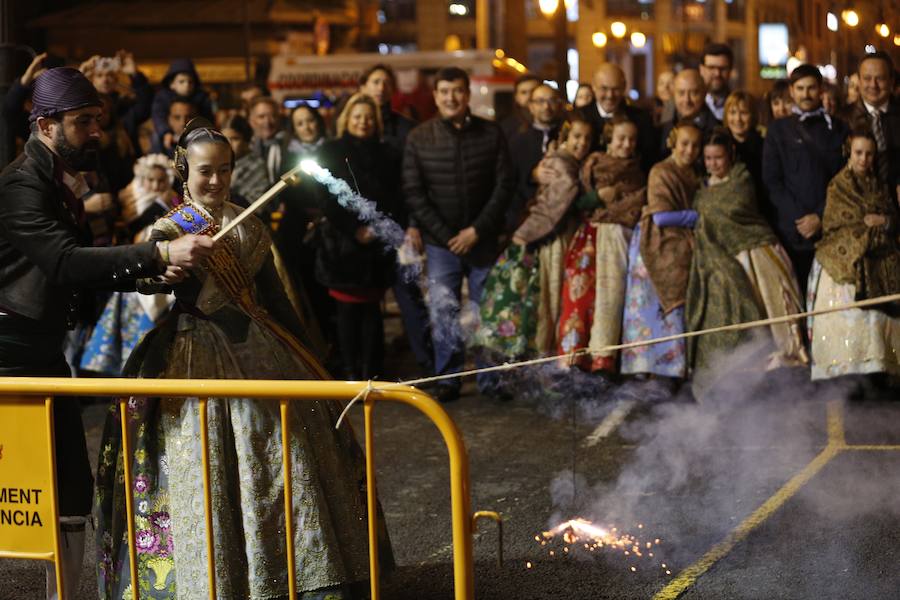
[1,41,899,599]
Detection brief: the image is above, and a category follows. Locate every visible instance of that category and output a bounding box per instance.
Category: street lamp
[538,0,559,16]
[875,23,890,37]
[592,31,609,48]
[538,0,569,95]
[630,31,647,48]
[610,21,628,39]
[841,9,859,27]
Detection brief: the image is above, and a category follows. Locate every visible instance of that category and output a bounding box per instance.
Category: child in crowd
[80,154,179,375]
[810,130,900,382]
[761,79,793,130]
[556,115,647,373]
[476,113,594,361]
[686,129,807,380]
[151,58,214,152]
[620,120,702,382]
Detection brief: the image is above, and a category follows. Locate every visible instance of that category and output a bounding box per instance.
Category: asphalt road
[3,317,899,600]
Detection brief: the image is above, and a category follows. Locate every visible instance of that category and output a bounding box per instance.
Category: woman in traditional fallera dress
[685,129,807,377]
[476,114,593,360]
[810,131,900,381]
[95,121,384,600]
[556,115,647,373]
[620,121,702,379]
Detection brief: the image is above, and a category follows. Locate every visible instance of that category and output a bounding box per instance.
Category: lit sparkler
[533,518,673,577]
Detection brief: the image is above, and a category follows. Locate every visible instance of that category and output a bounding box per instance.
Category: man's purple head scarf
[29,67,102,123]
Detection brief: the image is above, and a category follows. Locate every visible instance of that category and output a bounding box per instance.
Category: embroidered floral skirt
[475,243,541,359]
[809,260,900,380]
[80,291,171,376]
[620,224,687,378]
[557,222,631,372]
[95,313,382,600]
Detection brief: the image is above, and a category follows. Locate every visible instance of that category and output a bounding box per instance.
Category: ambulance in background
[267,49,523,121]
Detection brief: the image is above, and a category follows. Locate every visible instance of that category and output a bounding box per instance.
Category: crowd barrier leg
[280,398,298,600]
[364,395,381,600]
[198,398,217,600]
[118,398,139,600]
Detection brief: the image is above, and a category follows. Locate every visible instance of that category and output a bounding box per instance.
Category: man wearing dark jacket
[0,67,211,598]
[585,63,659,172]
[659,69,717,161]
[499,73,540,140]
[507,83,563,231]
[403,67,513,402]
[842,51,900,204]
[763,63,848,292]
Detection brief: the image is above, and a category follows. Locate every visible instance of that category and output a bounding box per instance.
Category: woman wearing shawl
[810,130,900,380]
[556,115,647,372]
[80,154,180,375]
[476,113,593,360]
[95,120,385,600]
[620,121,701,379]
[686,129,807,376]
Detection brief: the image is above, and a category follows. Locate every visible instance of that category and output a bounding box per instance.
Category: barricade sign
[0,396,59,559]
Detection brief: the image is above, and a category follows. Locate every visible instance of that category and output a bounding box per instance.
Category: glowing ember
[536,518,674,577]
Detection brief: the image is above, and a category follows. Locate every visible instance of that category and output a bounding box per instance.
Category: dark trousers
[335,300,385,380]
[785,246,816,298]
[424,244,496,393]
[0,326,92,517]
[392,263,434,375]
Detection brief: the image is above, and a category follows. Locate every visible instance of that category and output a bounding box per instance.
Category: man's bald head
[592,63,626,114]
[673,69,706,119]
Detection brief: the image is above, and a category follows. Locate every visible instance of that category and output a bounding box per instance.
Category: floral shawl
[580,152,647,228]
[686,162,773,369]
[639,157,699,314]
[816,165,900,301]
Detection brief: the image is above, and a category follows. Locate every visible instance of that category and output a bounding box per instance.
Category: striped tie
[871,110,890,186]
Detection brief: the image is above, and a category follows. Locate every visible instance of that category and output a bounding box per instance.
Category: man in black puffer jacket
[403,67,513,403]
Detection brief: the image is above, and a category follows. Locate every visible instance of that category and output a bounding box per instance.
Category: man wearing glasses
[507,83,563,232]
[699,42,734,123]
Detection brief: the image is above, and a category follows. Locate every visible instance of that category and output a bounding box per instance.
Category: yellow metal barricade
[0,378,476,600]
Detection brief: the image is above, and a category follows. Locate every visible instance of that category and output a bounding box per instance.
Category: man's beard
[53,129,99,171]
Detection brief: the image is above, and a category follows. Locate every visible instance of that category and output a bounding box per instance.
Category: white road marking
[582,399,637,447]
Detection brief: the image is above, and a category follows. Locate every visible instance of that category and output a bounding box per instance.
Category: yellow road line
[652,400,844,600]
[826,399,846,448]
[845,445,900,451]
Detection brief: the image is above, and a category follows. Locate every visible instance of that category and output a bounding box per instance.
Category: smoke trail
[302,160,422,282]
[545,338,859,567]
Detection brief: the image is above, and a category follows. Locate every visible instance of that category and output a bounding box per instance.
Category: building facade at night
[11,0,900,99]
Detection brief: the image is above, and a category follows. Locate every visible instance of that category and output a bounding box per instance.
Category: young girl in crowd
[620,120,702,381]
[556,115,647,373]
[761,79,793,130]
[686,129,807,378]
[476,113,594,360]
[810,131,900,381]
[220,114,269,205]
[80,154,180,376]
